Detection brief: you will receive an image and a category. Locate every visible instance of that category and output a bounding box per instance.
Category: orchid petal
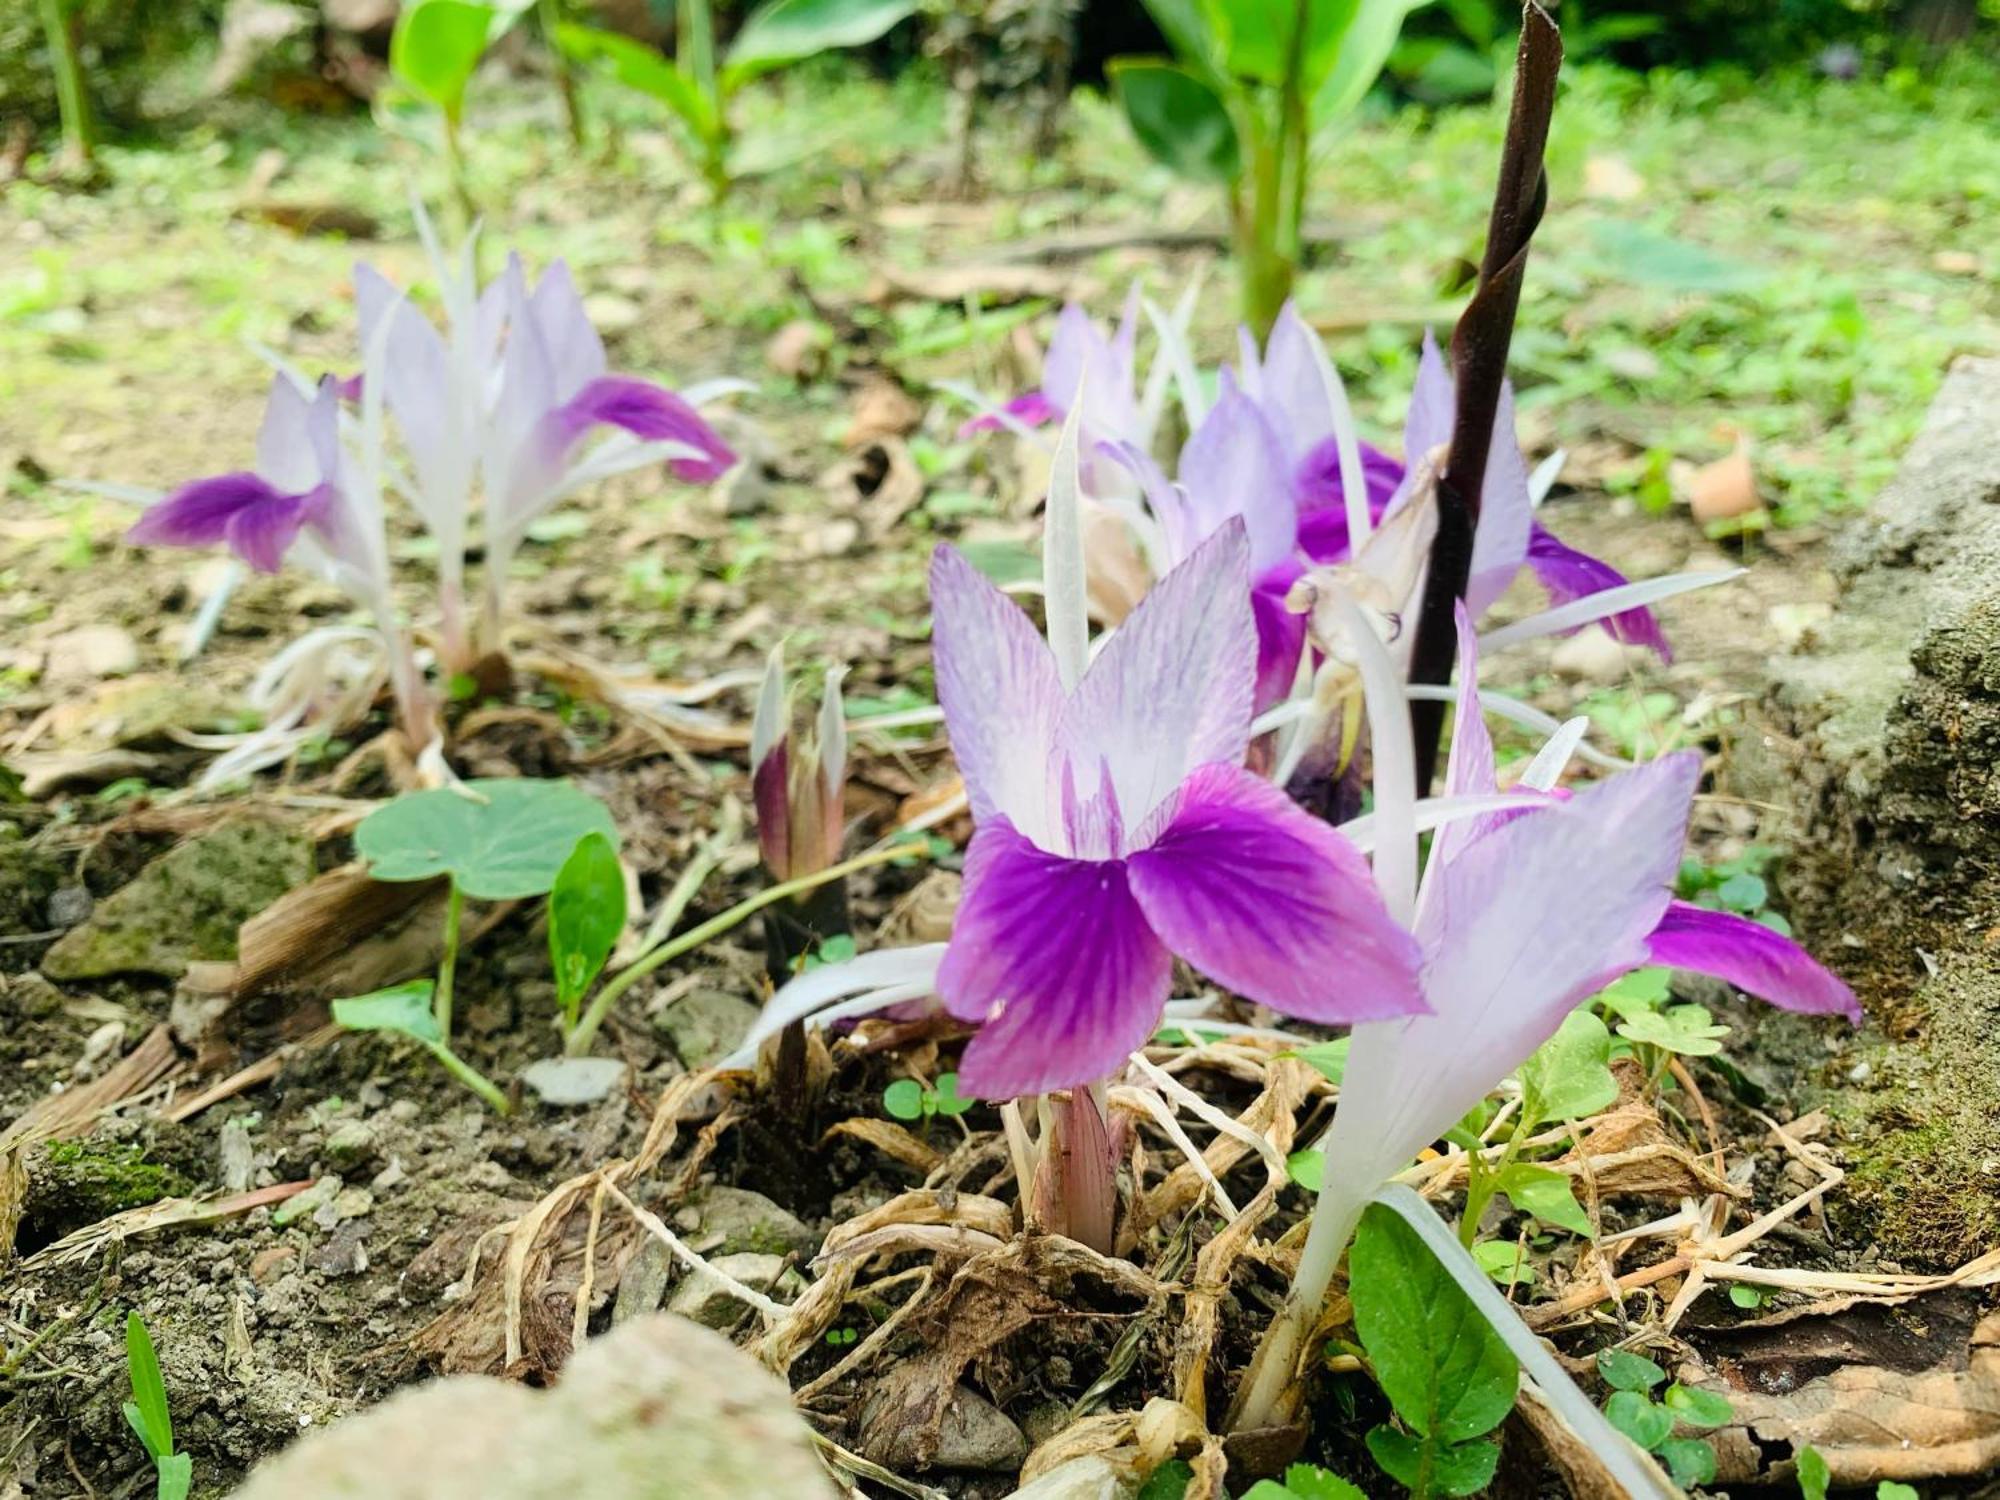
[929,543,1065,843]
[1465,380,1535,615]
[127,473,285,554]
[1295,444,1401,562]
[958,390,1058,438]
[551,376,736,483]
[1178,373,1294,573]
[527,259,609,397]
[939,818,1173,1098]
[1646,901,1861,1020]
[1059,521,1255,834]
[223,488,316,573]
[1477,569,1742,652]
[1045,397,1091,690]
[1327,588,1420,925]
[1128,763,1425,1024]
[1525,523,1672,659]
[1251,570,1310,714]
[732,944,948,1067]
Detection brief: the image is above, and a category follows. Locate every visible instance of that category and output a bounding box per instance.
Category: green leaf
[1497,1163,1592,1235]
[724,0,919,85]
[1517,1009,1619,1126]
[1137,1458,1194,1500]
[390,0,501,123]
[1616,1003,1730,1058]
[882,1079,924,1121]
[332,979,445,1047]
[1716,871,1769,912]
[1286,1148,1324,1192]
[1590,221,1771,295]
[548,831,626,1016]
[1604,1391,1674,1451]
[1594,1347,1667,1393]
[157,1452,194,1500]
[1597,967,1673,1016]
[1277,1462,1369,1499]
[1290,1037,1350,1085]
[1470,1238,1535,1287]
[1366,1427,1498,1497]
[1797,1445,1831,1500]
[1665,1383,1734,1427]
[554,24,720,139]
[929,1073,973,1117]
[1730,1283,1767,1309]
[1876,1484,1919,1500]
[1109,60,1242,185]
[1312,0,1429,121]
[1657,1437,1718,1488]
[123,1313,172,1459]
[1137,0,1225,75]
[1349,1204,1518,1442]
[356,779,619,900]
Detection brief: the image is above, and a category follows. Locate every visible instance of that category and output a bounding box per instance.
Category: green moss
[27,1140,192,1243]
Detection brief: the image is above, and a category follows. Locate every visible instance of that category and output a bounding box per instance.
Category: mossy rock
[42,818,313,981]
[22,1139,191,1248]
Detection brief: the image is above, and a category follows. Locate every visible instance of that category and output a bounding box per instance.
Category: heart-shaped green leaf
[549,830,626,1016]
[1518,1009,1620,1127]
[882,1079,924,1121]
[1604,1390,1674,1451]
[1595,1347,1667,1393]
[1657,1437,1718,1488]
[1664,1382,1734,1427]
[1497,1163,1593,1235]
[356,779,618,900]
[332,979,443,1046]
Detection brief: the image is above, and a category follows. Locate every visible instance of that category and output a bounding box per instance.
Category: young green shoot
[123,1312,192,1500]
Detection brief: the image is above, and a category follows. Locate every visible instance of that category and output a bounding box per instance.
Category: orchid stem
[565,840,930,1056]
[434,882,465,1035]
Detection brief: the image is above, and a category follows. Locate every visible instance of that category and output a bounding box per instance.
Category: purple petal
[939,818,1172,1098]
[127,473,278,548]
[1646,901,1860,1021]
[1397,330,1455,498]
[1251,566,1309,713]
[1464,380,1534,616]
[928,543,1065,841]
[753,739,791,879]
[1058,521,1255,835]
[1178,372,1295,574]
[1039,303,1097,418]
[1295,441,1403,561]
[1128,763,1426,1024]
[354,264,461,511]
[1434,604,1500,865]
[553,376,736,482]
[959,390,1058,438]
[222,488,315,573]
[527,259,609,398]
[1526,523,1672,660]
[1332,751,1703,1188]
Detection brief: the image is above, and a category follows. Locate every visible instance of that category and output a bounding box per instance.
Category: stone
[611,1238,676,1324]
[1750,355,2000,1266]
[322,1120,379,1168]
[42,625,139,684]
[1006,1457,1141,1499]
[1548,624,1639,685]
[655,989,759,1068]
[685,1185,815,1258]
[231,1315,838,1499]
[45,885,92,928]
[923,1386,1029,1472]
[665,1252,799,1329]
[41,819,314,981]
[520,1056,627,1106]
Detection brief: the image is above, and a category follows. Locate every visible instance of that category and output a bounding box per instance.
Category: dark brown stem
[1405,3,1562,792]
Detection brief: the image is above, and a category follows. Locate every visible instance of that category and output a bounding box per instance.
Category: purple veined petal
[1127,762,1427,1025]
[938,818,1173,1098]
[1177,371,1295,574]
[1254,301,1337,464]
[1526,523,1672,659]
[1251,565,1309,715]
[928,543,1065,843]
[958,390,1059,439]
[222,487,316,574]
[1393,330,1455,511]
[1039,303,1096,417]
[1646,901,1860,1021]
[1058,521,1256,835]
[126,473,286,555]
[353,263,463,521]
[1101,439,1196,565]
[553,376,736,482]
[1464,380,1535,616]
[1343,751,1703,1179]
[252,372,325,495]
[527,259,610,400]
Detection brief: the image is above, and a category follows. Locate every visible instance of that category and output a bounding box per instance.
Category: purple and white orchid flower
[928,518,1426,1099]
[960,286,1144,449]
[1234,605,1857,1430]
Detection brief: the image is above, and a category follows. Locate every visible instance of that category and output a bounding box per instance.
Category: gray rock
[520,1055,627,1106]
[929,1386,1029,1472]
[46,885,92,928]
[322,1120,379,1168]
[665,1252,799,1328]
[1005,1456,1141,1500]
[219,1118,256,1193]
[232,1314,839,1499]
[655,988,759,1068]
[686,1184,815,1258]
[42,625,139,684]
[1751,354,2000,1264]
[611,1238,676,1324]
[41,819,313,980]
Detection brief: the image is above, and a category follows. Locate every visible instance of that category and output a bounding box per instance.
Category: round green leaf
[882,1079,924,1121]
[1471,1238,1536,1287]
[391,0,501,122]
[1716,871,1769,912]
[1109,59,1242,184]
[1657,1436,1718,1488]
[1664,1382,1734,1428]
[356,779,619,900]
[929,1073,972,1117]
[1604,1391,1674,1451]
[1595,1347,1667,1393]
